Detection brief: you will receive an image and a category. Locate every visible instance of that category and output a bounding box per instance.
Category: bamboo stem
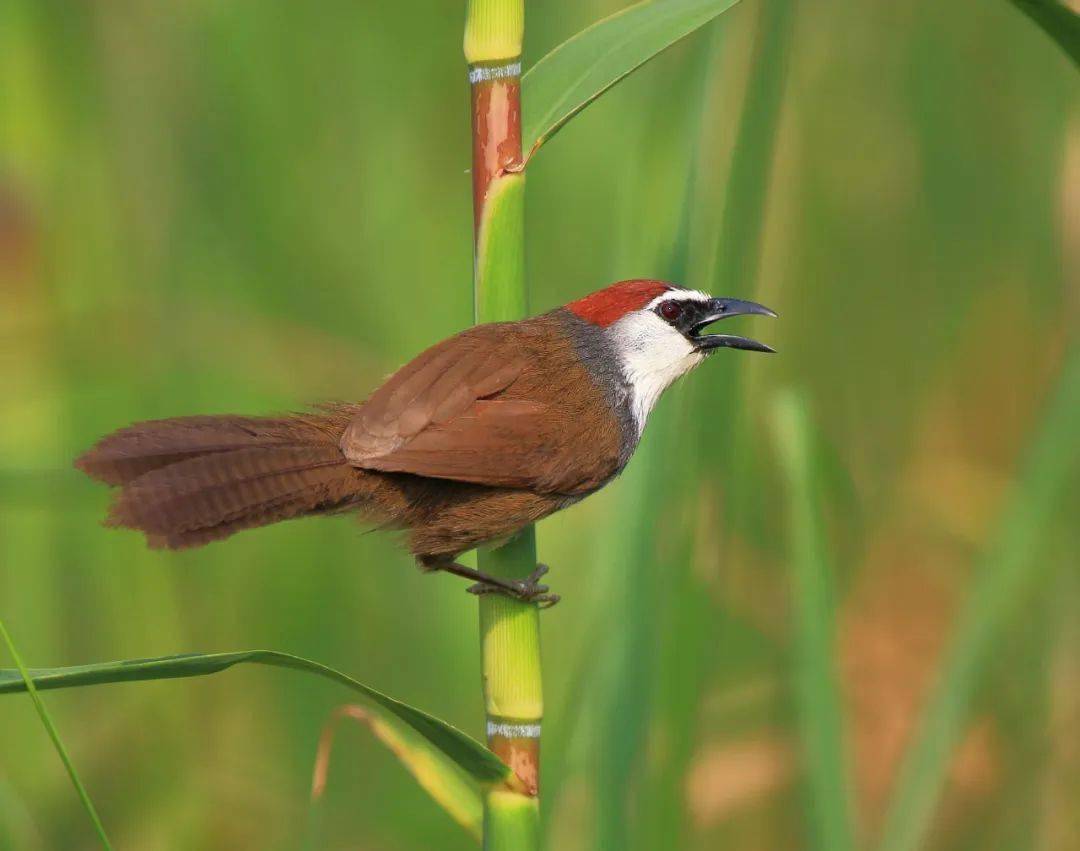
[464,1,541,847]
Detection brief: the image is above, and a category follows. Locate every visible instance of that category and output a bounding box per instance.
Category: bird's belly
[391,477,582,560]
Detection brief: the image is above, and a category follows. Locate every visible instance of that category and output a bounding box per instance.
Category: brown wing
[340,319,621,494]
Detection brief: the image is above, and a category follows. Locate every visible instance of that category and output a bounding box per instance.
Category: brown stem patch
[470,70,522,231]
[487,725,540,796]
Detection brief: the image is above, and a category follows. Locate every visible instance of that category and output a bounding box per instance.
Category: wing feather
[341,319,622,494]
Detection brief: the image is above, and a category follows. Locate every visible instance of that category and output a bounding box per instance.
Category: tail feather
[75,412,356,486]
[108,446,350,535]
[76,408,371,549]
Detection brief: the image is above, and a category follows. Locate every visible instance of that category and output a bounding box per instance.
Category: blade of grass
[702,0,796,557]
[521,0,745,155]
[0,648,511,787]
[593,34,719,849]
[307,704,483,844]
[538,56,688,840]
[877,344,1080,851]
[630,7,798,841]
[593,428,663,851]
[1007,0,1080,69]
[711,0,796,293]
[771,390,856,851]
[0,618,113,851]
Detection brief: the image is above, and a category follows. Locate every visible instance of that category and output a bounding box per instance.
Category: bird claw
[466,563,560,608]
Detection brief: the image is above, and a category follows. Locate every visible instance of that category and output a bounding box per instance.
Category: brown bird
[76,280,775,604]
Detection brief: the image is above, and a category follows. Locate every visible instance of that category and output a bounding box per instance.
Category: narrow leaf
[0,649,511,787]
[711,0,796,291]
[522,0,744,154]
[309,705,483,841]
[1007,0,1080,69]
[0,619,113,850]
[771,391,856,851]
[877,346,1080,851]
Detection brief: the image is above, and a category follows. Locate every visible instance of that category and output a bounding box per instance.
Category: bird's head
[565,279,776,431]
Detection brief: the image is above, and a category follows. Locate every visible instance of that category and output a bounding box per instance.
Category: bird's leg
[420,558,560,608]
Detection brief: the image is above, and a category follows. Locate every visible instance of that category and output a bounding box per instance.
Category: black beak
[691,297,777,353]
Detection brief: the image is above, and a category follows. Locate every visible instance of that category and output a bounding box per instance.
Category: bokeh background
[2,1,1077,849]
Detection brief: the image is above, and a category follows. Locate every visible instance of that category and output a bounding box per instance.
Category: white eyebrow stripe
[644,289,712,310]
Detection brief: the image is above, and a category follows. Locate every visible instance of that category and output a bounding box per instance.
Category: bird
[75,280,775,605]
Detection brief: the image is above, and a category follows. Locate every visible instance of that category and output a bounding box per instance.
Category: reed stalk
[464,1,541,848]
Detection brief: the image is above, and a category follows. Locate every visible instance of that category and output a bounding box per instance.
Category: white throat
[606,308,705,435]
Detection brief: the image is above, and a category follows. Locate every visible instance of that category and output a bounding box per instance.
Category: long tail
[75,406,374,549]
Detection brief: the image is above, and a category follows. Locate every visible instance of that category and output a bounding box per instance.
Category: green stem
[479,528,543,726]
[484,789,541,851]
[465,1,541,848]
[0,618,113,850]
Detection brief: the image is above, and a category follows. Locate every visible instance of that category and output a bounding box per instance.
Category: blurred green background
[1,1,1077,849]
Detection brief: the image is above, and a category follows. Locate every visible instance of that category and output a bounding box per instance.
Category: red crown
[566,279,672,327]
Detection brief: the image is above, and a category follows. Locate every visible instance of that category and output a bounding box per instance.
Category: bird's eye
[659,301,683,321]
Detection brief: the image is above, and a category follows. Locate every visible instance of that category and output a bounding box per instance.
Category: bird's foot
[420,558,560,608]
[467,563,560,608]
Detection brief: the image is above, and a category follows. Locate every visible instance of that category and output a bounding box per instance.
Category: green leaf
[0,619,113,850]
[1007,0,1080,69]
[0,649,511,787]
[771,391,856,851]
[877,346,1080,851]
[308,704,483,843]
[521,0,744,154]
[711,0,796,292]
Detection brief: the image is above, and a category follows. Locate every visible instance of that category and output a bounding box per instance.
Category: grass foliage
[0,620,113,850]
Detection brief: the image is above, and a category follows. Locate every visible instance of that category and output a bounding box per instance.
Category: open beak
[691,297,777,353]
